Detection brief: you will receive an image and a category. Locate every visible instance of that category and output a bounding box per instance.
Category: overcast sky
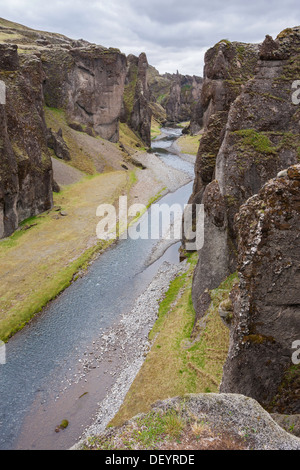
[0,0,299,75]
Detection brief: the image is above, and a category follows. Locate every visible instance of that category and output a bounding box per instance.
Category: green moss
[216,39,232,47]
[83,408,185,450]
[123,64,138,118]
[225,194,238,207]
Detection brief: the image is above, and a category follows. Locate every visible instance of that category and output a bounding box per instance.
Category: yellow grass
[151,117,163,140]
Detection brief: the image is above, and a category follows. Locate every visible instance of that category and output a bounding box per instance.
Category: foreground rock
[77,393,300,450]
[220,164,300,413]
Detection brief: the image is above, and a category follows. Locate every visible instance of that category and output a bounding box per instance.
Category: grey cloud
[0,0,299,74]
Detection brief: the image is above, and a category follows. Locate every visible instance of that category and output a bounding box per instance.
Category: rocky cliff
[0,43,53,238]
[147,67,203,126]
[190,28,300,411]
[0,18,155,238]
[42,45,127,143]
[220,164,300,413]
[164,72,203,125]
[121,53,152,147]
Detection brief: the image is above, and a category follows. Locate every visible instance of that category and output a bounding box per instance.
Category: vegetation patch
[232,129,277,155]
[232,129,300,162]
[151,118,162,140]
[119,122,145,150]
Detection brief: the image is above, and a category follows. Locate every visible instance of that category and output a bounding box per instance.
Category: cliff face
[190,41,259,208]
[220,164,300,413]
[0,18,128,143]
[191,31,300,323]
[121,53,152,147]
[182,41,259,261]
[0,18,154,238]
[190,28,300,410]
[0,44,53,238]
[42,46,127,143]
[147,67,203,126]
[201,40,259,128]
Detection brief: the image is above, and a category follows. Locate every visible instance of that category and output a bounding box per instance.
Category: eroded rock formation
[189,28,300,411]
[42,46,127,143]
[220,164,300,413]
[0,18,154,238]
[147,67,203,127]
[165,72,203,125]
[190,30,300,325]
[0,44,53,238]
[121,53,152,147]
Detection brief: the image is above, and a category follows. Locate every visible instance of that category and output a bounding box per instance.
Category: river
[0,128,195,450]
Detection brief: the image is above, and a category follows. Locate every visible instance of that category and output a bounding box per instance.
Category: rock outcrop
[77,393,300,450]
[121,53,152,147]
[0,44,53,238]
[190,30,300,328]
[0,18,154,238]
[147,67,203,127]
[42,46,127,143]
[220,164,300,413]
[165,72,203,125]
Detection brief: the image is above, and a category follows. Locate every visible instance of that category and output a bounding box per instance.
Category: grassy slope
[109,254,238,427]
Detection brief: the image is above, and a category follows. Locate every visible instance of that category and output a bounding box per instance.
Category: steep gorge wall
[0,44,53,238]
[0,19,153,238]
[147,67,203,126]
[220,164,300,413]
[164,72,203,124]
[190,28,300,411]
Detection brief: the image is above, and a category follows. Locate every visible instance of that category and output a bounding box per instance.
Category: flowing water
[0,128,195,450]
